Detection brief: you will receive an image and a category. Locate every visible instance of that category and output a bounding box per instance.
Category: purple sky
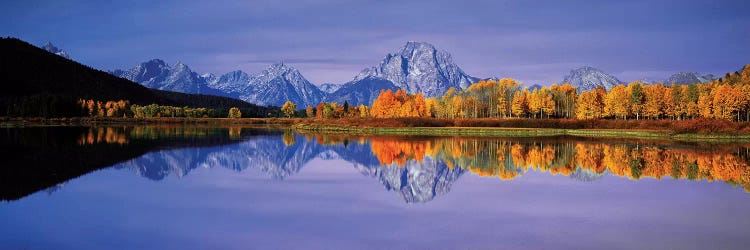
[1,0,749,85]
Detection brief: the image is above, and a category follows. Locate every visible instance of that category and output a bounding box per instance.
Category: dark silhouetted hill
[0,37,278,117]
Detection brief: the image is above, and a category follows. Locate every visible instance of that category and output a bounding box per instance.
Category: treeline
[291,64,750,122]
[2,94,83,117]
[151,90,279,117]
[129,104,218,118]
[301,101,369,119]
[77,98,238,118]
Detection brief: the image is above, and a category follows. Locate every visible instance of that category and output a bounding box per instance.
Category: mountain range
[110,41,479,107]
[561,66,719,91]
[42,40,720,107]
[562,66,623,91]
[663,72,717,85]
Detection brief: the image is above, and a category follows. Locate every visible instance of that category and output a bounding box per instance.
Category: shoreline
[291,125,750,142]
[3,117,750,142]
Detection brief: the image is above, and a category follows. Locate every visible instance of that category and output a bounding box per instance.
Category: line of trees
[78,99,130,117]
[284,64,750,122]
[77,98,247,118]
[304,101,368,119]
[576,69,750,121]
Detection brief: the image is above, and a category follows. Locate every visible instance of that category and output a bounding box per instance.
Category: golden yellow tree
[358,104,369,118]
[604,84,630,119]
[305,105,314,118]
[425,97,440,118]
[539,87,556,118]
[370,89,396,118]
[576,88,605,119]
[698,86,713,118]
[528,88,542,118]
[228,107,242,118]
[712,84,746,120]
[281,100,297,118]
[511,88,529,117]
[642,84,666,119]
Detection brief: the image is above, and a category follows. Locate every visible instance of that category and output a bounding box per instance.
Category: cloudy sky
[1,0,748,85]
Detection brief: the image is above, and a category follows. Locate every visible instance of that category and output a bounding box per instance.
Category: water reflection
[2,126,750,203]
[368,137,750,190]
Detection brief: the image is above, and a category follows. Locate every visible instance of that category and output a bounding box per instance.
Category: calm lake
[1,126,749,249]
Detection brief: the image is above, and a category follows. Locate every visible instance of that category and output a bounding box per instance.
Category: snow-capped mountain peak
[201,73,217,84]
[111,59,218,95]
[663,72,717,85]
[562,66,622,91]
[205,70,250,94]
[319,83,342,94]
[241,63,324,107]
[41,41,70,59]
[352,41,477,97]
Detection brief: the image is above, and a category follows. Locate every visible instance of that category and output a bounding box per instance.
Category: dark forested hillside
[0,37,277,117]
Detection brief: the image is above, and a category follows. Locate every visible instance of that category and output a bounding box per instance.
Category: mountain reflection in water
[3,126,748,203]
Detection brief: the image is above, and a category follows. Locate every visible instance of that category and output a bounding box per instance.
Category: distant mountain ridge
[111,41,480,106]
[111,59,221,95]
[319,83,342,94]
[239,63,324,107]
[562,66,623,91]
[663,72,717,85]
[41,42,70,59]
[112,61,323,107]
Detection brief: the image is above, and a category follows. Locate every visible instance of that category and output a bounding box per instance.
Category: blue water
[1,127,749,249]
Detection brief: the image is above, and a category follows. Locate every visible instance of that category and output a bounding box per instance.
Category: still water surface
[1,126,749,249]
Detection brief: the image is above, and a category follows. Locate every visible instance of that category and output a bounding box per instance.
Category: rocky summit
[562,66,622,91]
[352,41,478,97]
[41,42,70,59]
[663,72,717,85]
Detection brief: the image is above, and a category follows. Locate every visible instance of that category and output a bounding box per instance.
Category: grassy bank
[292,125,750,142]
[3,116,750,142]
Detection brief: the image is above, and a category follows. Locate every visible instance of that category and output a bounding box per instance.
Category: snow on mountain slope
[562,66,622,91]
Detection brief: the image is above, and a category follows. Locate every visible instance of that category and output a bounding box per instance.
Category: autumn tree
[371,89,397,118]
[629,82,645,120]
[683,84,700,118]
[425,97,440,118]
[358,104,369,118]
[529,88,542,118]
[551,83,577,118]
[642,84,666,119]
[604,84,630,119]
[281,100,297,118]
[305,105,314,118]
[712,84,747,120]
[511,88,529,117]
[698,85,713,118]
[576,88,605,119]
[668,84,683,119]
[539,87,556,118]
[228,107,242,118]
[370,89,428,118]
